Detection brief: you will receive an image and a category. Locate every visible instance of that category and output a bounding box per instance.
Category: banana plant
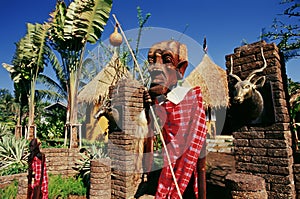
[48,0,112,148]
[3,23,59,139]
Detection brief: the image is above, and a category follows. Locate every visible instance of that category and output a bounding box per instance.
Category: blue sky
[1,0,299,92]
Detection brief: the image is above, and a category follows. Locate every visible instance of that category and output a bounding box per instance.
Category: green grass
[0,180,18,199]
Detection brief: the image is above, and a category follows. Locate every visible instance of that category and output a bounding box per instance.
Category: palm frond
[48,1,68,50]
[37,74,67,97]
[36,89,66,102]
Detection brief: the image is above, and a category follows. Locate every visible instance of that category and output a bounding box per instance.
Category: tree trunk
[27,79,36,139]
[68,70,79,148]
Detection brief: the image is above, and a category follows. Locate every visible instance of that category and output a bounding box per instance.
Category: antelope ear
[253,76,266,89]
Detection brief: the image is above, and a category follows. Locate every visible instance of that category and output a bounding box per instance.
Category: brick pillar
[226,41,296,199]
[225,173,268,199]
[90,159,111,199]
[293,164,300,198]
[108,78,145,199]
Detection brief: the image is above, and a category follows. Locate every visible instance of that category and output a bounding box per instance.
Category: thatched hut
[184,54,229,108]
[78,51,129,141]
[78,52,128,104]
[183,53,229,138]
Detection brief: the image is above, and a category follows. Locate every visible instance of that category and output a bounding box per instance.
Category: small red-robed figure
[27,138,48,199]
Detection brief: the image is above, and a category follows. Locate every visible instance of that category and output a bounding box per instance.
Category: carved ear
[253,76,266,89]
[177,60,188,79]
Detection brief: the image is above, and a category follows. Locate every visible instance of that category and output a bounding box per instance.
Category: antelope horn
[246,47,267,81]
[229,56,242,82]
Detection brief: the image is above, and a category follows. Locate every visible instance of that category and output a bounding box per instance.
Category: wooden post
[15,125,22,139]
[64,124,68,147]
[25,125,36,140]
[198,141,207,199]
[67,123,82,148]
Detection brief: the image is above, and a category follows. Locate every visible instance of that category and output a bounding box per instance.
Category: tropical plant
[133,6,151,79]
[48,0,113,148]
[2,63,29,132]
[2,22,60,139]
[0,135,28,176]
[0,124,14,140]
[288,78,300,150]
[0,89,18,130]
[37,104,67,140]
[48,174,86,198]
[74,143,108,188]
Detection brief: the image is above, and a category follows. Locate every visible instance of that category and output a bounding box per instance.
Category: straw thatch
[183,54,229,108]
[78,52,129,104]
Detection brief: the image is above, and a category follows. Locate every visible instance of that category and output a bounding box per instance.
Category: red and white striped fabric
[155,86,207,199]
[30,156,48,199]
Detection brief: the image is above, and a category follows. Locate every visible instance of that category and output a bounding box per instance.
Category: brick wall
[294,164,300,198]
[226,41,296,199]
[0,173,27,190]
[42,148,82,176]
[225,173,268,199]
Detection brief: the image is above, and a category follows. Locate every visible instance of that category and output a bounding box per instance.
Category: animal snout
[234,96,244,104]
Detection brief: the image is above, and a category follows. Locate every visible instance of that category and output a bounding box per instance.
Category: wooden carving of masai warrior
[145,40,207,199]
[93,40,207,199]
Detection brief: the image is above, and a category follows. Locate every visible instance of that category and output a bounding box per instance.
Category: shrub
[74,143,108,189]
[0,124,13,139]
[48,174,86,198]
[0,135,28,176]
[0,162,27,176]
[37,106,66,140]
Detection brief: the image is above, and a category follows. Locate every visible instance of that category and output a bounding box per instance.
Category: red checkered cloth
[155,86,207,199]
[30,156,48,199]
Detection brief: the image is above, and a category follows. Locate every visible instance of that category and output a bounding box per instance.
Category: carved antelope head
[229,47,267,104]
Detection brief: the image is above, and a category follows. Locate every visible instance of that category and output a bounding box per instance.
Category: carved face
[148,41,188,97]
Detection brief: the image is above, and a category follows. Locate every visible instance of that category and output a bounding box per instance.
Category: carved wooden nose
[155,53,163,64]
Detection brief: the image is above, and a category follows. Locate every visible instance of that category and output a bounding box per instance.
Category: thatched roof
[44,102,67,111]
[78,52,129,104]
[183,54,229,108]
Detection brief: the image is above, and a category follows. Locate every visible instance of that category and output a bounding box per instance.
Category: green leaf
[64,0,112,44]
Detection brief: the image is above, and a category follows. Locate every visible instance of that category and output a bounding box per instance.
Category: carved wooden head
[148,40,188,97]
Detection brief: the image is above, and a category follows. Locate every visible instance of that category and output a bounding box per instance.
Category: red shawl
[155,86,207,199]
[30,156,48,199]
